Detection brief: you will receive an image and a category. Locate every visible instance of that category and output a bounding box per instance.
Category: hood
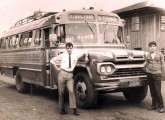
[87,49,145,63]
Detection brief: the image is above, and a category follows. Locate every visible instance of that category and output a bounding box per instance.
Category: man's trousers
[147,73,164,108]
[57,70,76,110]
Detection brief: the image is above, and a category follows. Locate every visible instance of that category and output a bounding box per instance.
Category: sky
[0,0,165,37]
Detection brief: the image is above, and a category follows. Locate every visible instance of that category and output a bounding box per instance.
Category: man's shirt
[50,50,84,72]
[146,51,164,74]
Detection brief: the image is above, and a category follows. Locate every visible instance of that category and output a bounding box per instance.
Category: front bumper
[94,75,147,91]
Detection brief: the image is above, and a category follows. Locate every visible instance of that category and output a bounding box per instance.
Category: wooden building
[113,0,165,55]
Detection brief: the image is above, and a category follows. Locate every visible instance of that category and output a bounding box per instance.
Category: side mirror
[49,34,59,47]
[49,34,57,42]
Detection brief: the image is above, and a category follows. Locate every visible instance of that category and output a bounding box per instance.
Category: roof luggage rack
[13,11,58,28]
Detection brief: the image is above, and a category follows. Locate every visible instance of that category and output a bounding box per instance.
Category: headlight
[97,63,115,75]
[100,65,112,74]
[100,66,106,73]
[107,66,112,73]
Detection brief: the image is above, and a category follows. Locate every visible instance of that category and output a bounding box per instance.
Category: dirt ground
[0,75,165,120]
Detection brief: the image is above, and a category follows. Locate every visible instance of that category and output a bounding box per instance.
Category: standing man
[50,42,88,116]
[145,41,164,113]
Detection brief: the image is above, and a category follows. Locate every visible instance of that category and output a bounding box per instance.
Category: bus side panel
[0,48,46,85]
[0,67,13,78]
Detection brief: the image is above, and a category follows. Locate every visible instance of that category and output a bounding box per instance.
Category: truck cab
[49,9,148,108]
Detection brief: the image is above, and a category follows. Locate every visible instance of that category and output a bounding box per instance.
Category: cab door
[50,25,66,87]
[43,27,53,87]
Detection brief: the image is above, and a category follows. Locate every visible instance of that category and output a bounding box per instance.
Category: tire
[15,71,30,93]
[74,72,97,108]
[123,85,148,103]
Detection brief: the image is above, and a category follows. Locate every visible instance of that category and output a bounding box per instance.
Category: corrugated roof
[113,0,165,14]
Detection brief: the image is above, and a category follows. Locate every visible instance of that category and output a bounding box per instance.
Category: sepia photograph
[0,0,165,120]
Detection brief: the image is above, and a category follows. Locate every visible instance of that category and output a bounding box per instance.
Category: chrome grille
[110,68,146,78]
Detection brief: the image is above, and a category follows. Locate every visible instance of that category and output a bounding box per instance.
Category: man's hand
[84,52,89,63]
[52,64,61,73]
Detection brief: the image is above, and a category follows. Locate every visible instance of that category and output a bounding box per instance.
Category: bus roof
[1,15,56,38]
[1,9,121,38]
[57,9,120,24]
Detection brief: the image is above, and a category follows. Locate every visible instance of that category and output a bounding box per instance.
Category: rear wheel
[123,85,148,103]
[15,71,30,93]
[74,72,97,108]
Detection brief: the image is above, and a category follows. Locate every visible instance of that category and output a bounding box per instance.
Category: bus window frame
[43,26,53,49]
[9,36,19,49]
[8,36,13,48]
[0,38,2,49]
[4,38,8,49]
[54,25,66,44]
[27,31,33,47]
[14,34,19,48]
[19,31,33,48]
[34,29,42,46]
[0,38,6,49]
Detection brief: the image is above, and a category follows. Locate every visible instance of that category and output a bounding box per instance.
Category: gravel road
[0,75,165,120]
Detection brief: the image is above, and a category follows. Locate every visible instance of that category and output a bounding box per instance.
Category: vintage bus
[0,8,148,108]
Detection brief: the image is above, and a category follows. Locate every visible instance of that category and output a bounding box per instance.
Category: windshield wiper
[85,20,95,35]
[104,22,108,42]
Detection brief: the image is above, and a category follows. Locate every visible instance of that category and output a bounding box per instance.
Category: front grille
[110,68,146,78]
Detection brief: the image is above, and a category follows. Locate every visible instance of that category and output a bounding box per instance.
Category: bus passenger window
[20,32,28,47]
[0,39,5,49]
[0,39,2,48]
[54,25,65,43]
[12,36,16,46]
[27,31,33,46]
[5,38,8,49]
[60,25,65,43]
[34,29,41,46]
[8,37,13,48]
[44,28,50,48]
[15,35,19,47]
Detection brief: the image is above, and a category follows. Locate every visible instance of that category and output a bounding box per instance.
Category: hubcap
[76,80,87,101]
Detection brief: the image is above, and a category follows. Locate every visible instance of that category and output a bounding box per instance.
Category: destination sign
[98,15,118,23]
[69,14,95,21]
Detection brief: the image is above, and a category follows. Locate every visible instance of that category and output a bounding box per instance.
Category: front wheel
[15,71,30,93]
[74,72,97,108]
[123,85,148,103]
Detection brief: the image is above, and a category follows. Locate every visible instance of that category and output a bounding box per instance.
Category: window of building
[131,16,140,31]
[160,15,165,31]
[34,29,41,45]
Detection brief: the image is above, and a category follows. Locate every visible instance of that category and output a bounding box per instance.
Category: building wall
[123,12,165,53]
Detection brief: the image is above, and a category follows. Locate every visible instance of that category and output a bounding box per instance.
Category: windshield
[99,24,124,44]
[65,24,97,44]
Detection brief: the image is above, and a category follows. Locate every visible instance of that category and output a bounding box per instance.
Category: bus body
[0,9,148,108]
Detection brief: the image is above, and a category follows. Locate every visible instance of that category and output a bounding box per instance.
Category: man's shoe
[148,106,156,110]
[61,110,66,115]
[73,109,79,116]
[159,108,164,113]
